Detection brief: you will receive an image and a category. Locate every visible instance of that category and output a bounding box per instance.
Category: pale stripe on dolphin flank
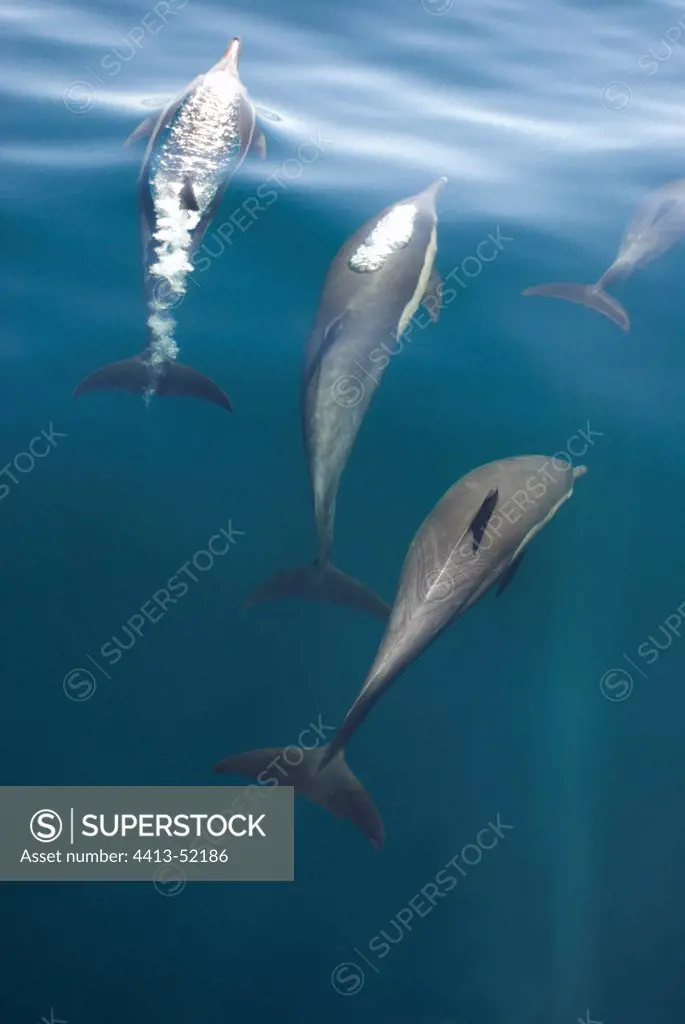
[397,221,438,337]
[507,465,584,567]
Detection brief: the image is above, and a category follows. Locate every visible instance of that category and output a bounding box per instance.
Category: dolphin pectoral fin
[422,265,442,322]
[496,550,526,597]
[470,488,499,552]
[255,105,282,123]
[74,356,232,410]
[179,180,200,212]
[123,113,158,147]
[249,126,267,159]
[522,282,630,331]
[321,312,351,351]
[244,562,390,620]
[305,311,353,389]
[214,744,384,849]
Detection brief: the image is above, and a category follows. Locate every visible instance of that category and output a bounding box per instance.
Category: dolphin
[213,744,384,849]
[75,38,265,409]
[316,455,587,772]
[245,178,447,619]
[522,179,685,332]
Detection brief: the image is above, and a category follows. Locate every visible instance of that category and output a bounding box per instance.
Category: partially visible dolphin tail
[244,561,390,619]
[213,742,384,849]
[317,692,376,775]
[522,282,630,331]
[74,354,232,410]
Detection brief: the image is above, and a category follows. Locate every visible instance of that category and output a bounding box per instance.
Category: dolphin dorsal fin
[469,487,498,552]
[179,180,199,212]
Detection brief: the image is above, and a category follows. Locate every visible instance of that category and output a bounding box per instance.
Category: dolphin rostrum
[317,455,587,772]
[75,38,265,410]
[522,179,685,331]
[246,178,447,618]
[213,743,384,849]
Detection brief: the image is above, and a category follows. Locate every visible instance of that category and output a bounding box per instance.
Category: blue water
[2,0,685,1021]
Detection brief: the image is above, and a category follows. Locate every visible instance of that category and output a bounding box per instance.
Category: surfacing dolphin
[75,38,265,410]
[245,178,447,619]
[316,455,587,771]
[523,178,685,331]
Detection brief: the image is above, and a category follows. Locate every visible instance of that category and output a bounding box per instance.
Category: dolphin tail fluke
[244,561,390,619]
[73,355,232,410]
[157,360,232,409]
[213,743,384,849]
[522,282,630,331]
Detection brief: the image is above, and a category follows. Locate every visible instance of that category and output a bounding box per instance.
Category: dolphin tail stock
[213,743,384,849]
[244,560,390,619]
[522,281,630,331]
[73,353,232,410]
[317,687,380,775]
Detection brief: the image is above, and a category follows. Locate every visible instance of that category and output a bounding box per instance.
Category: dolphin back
[618,178,685,270]
[395,455,577,618]
[304,183,442,378]
[317,455,583,771]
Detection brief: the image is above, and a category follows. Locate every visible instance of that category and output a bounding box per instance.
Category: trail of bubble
[144,184,201,402]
